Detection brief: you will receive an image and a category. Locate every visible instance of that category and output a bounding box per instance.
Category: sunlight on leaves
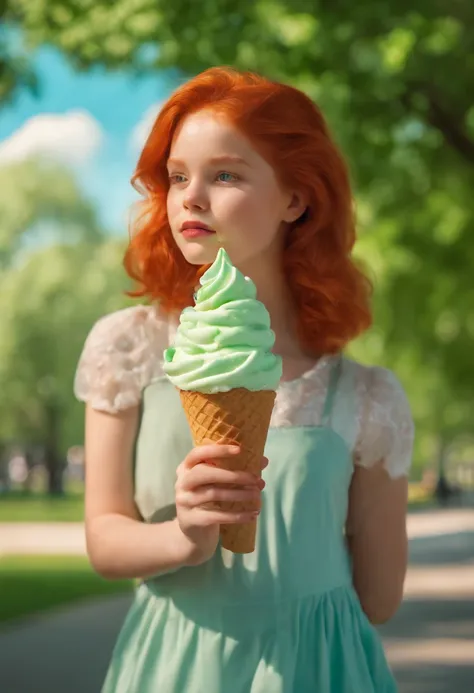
[378,27,416,74]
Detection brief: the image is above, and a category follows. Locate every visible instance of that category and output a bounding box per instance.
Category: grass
[0,490,84,522]
[0,555,132,624]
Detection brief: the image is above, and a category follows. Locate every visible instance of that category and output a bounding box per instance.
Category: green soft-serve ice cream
[164,247,282,553]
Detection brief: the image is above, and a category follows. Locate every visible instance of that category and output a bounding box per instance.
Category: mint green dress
[96,355,398,693]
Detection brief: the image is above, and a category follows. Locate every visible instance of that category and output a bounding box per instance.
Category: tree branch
[402,81,474,165]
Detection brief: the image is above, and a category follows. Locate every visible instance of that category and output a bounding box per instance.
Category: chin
[178,242,219,267]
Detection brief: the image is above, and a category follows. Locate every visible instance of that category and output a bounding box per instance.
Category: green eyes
[169,174,186,184]
[217,172,236,183]
[168,172,238,184]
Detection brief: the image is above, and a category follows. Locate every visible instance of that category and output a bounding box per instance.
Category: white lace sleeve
[74,305,168,414]
[354,366,414,478]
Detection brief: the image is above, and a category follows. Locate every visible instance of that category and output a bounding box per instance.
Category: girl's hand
[175,444,267,566]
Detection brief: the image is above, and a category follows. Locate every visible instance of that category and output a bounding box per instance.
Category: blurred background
[0,2,473,692]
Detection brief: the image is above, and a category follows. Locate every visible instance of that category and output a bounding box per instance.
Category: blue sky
[0,45,179,232]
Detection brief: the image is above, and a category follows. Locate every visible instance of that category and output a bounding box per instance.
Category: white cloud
[0,110,103,166]
[130,102,164,152]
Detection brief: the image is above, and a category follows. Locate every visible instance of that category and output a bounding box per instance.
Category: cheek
[219,197,281,257]
[236,189,282,235]
[216,190,268,226]
[166,192,181,228]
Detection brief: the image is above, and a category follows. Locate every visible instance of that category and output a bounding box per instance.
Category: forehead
[169,111,257,162]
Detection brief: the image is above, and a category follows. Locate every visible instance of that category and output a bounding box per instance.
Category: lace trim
[74,305,168,414]
[270,355,335,427]
[74,306,414,477]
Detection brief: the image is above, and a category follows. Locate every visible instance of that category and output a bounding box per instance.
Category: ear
[282,190,308,223]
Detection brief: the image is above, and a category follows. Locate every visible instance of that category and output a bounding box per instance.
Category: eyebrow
[167,155,250,168]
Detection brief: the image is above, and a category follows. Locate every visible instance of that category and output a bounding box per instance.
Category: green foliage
[0,158,103,268]
[3,2,474,468]
[0,159,131,454]
[0,15,38,104]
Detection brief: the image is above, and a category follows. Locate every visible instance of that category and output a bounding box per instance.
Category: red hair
[125,67,372,354]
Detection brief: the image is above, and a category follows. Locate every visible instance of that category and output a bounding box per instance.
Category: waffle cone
[179,388,276,553]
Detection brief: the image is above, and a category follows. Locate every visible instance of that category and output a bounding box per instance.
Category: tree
[0,2,38,104]
[4,2,474,476]
[0,158,103,269]
[7,2,473,397]
[0,159,130,493]
[8,2,474,166]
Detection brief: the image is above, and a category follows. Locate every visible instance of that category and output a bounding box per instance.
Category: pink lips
[180,221,215,239]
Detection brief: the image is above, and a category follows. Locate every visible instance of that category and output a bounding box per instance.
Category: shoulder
[82,304,167,344]
[347,360,410,406]
[342,358,415,478]
[74,305,173,413]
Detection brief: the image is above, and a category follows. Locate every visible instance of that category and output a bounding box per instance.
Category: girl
[75,67,414,692]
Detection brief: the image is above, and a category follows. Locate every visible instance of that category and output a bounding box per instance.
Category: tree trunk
[44,446,64,495]
[434,437,451,506]
[43,401,65,496]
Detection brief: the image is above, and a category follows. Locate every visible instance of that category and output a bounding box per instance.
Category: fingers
[176,446,268,536]
[177,484,261,510]
[176,445,268,533]
[181,463,262,491]
[192,508,261,527]
[183,444,241,470]
[182,444,268,475]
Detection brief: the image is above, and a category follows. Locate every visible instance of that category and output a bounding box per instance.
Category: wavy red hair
[125,66,372,354]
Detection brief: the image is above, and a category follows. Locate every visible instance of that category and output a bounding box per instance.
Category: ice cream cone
[179,387,276,553]
[164,248,282,552]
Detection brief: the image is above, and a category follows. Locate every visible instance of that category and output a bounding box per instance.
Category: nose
[183,181,209,212]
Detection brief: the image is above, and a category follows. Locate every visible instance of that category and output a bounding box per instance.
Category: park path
[1,507,473,692]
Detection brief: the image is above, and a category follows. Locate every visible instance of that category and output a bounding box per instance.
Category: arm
[346,461,408,624]
[84,404,192,580]
[84,405,264,579]
[345,365,414,624]
[76,307,192,580]
[76,307,264,580]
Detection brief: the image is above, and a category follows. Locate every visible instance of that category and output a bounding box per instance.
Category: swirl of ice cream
[163,248,282,393]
